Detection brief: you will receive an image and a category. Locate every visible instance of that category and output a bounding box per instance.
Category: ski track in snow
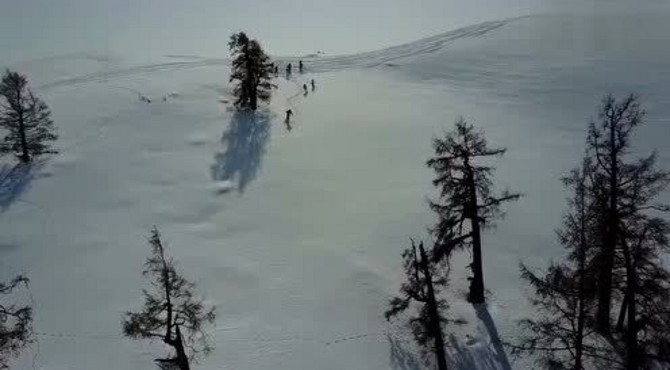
[11,12,669,369]
[38,59,228,90]
[38,18,519,91]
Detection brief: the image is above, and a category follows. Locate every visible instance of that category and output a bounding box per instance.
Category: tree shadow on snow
[0,161,37,212]
[388,334,422,370]
[211,110,271,194]
[450,304,512,370]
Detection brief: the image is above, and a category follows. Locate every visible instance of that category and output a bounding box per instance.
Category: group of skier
[283,59,308,77]
[282,60,318,129]
[302,79,316,95]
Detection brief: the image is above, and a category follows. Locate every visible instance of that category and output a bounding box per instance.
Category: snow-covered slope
[1,12,670,370]
[36,18,515,90]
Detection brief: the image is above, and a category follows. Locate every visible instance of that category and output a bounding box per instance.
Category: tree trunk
[625,286,638,370]
[622,241,638,370]
[419,244,449,370]
[465,162,485,304]
[616,291,629,332]
[574,297,585,370]
[160,244,173,344]
[16,91,30,162]
[250,84,258,111]
[597,223,616,334]
[574,181,587,370]
[597,117,619,334]
[574,262,585,368]
[174,324,191,370]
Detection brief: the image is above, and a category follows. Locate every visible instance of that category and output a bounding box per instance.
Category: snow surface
[1,13,670,370]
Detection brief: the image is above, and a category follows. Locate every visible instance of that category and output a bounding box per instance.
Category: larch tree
[0,276,32,370]
[228,32,275,111]
[609,150,670,369]
[514,95,670,370]
[512,162,616,370]
[122,228,216,370]
[585,95,670,369]
[385,240,450,370]
[426,118,519,303]
[585,94,644,333]
[616,213,670,368]
[0,70,57,162]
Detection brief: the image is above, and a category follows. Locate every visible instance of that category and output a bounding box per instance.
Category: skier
[298,60,304,73]
[285,109,293,123]
[303,84,308,96]
[286,63,292,77]
[311,79,316,91]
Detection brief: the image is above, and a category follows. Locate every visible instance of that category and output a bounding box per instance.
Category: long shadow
[450,304,512,370]
[0,162,36,212]
[388,334,422,370]
[475,303,512,370]
[211,110,271,194]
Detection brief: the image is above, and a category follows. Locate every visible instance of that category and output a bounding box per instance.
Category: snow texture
[1,12,670,370]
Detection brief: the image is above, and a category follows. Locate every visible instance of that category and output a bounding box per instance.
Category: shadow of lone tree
[211,110,271,194]
[473,304,512,370]
[388,334,423,370]
[0,162,37,212]
[445,305,511,370]
[122,228,216,370]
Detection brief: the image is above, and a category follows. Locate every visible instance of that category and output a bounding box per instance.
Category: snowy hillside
[1,13,670,370]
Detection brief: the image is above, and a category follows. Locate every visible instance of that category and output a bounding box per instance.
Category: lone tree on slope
[0,276,32,370]
[427,118,519,304]
[122,228,216,370]
[386,240,450,370]
[228,32,275,111]
[0,70,57,162]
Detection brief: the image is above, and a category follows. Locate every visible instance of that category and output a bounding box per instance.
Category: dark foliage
[0,70,57,162]
[228,32,276,111]
[512,162,618,370]
[585,94,644,333]
[0,275,32,370]
[514,95,670,370]
[122,228,215,370]
[584,94,670,369]
[617,214,670,367]
[386,240,450,370]
[426,118,519,303]
[613,164,670,368]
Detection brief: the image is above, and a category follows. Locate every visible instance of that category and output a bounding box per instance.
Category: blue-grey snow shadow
[388,334,422,370]
[211,110,271,194]
[450,304,512,370]
[0,162,35,211]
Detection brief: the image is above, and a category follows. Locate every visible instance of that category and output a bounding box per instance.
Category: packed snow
[1,12,670,370]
